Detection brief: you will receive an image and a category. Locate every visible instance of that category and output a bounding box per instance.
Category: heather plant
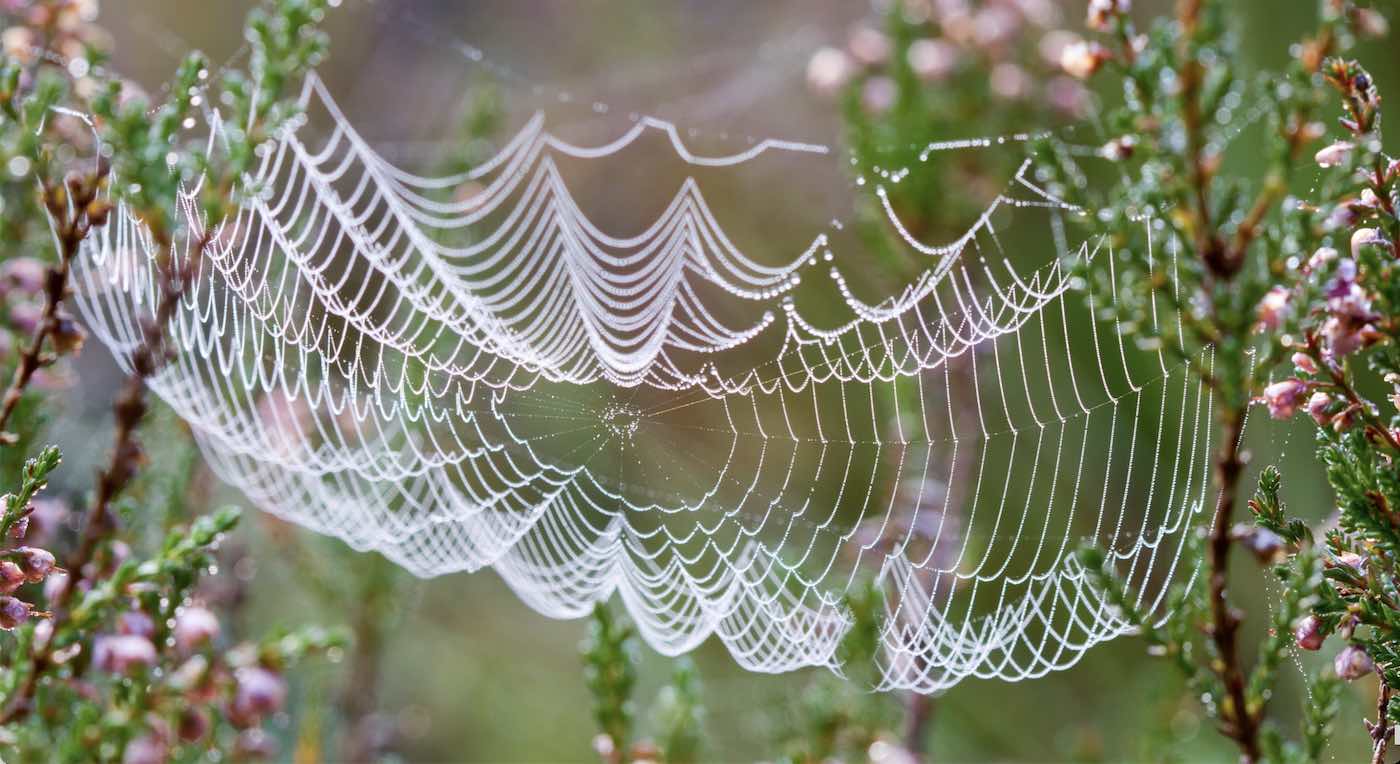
[785,0,1400,762]
[580,604,705,764]
[9,0,1400,760]
[0,1,346,761]
[1025,0,1393,761]
[1240,44,1400,764]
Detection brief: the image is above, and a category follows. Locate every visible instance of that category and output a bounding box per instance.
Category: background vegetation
[4,0,1400,761]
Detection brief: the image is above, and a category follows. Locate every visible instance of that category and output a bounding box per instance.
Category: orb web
[70,73,1216,693]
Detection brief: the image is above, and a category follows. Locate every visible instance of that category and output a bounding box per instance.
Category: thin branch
[0,175,103,439]
[0,233,201,725]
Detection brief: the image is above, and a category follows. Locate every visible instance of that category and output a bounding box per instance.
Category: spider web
[69,72,1216,693]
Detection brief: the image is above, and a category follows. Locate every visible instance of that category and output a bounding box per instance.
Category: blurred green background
[39,0,1400,761]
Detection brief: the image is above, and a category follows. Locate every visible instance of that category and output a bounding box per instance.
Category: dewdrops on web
[67,63,1223,692]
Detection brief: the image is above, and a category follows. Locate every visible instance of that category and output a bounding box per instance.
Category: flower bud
[860,76,897,116]
[1306,392,1333,426]
[117,610,156,639]
[0,258,46,295]
[1261,378,1308,420]
[93,634,157,674]
[848,26,891,67]
[1086,0,1129,31]
[1038,30,1080,67]
[1098,135,1137,162]
[232,666,287,722]
[173,606,220,653]
[1294,615,1325,651]
[14,547,55,582]
[1354,8,1389,39]
[0,561,25,594]
[121,734,166,764]
[1334,644,1375,680]
[1314,141,1354,168]
[0,596,32,630]
[1351,227,1389,258]
[805,47,855,99]
[989,63,1031,100]
[1235,526,1285,564]
[907,39,959,83]
[1060,40,1107,79]
[1307,246,1339,272]
[42,571,68,603]
[8,302,42,335]
[1333,552,1366,573]
[1255,286,1291,331]
[1292,352,1317,374]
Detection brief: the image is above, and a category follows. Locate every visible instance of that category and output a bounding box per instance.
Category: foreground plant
[0,1,346,760]
[1247,42,1400,764]
[1039,0,1390,760]
[581,603,706,764]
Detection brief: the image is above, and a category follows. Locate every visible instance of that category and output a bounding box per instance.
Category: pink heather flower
[805,47,855,98]
[1307,246,1339,272]
[972,5,1020,48]
[0,596,32,630]
[1046,76,1090,118]
[1262,379,1308,420]
[1098,135,1137,162]
[26,497,69,542]
[1294,615,1325,651]
[1314,141,1354,168]
[1060,40,1107,79]
[93,634,157,674]
[1325,204,1359,231]
[860,76,897,116]
[1237,527,1284,564]
[1334,644,1375,680]
[14,546,54,583]
[1351,227,1389,258]
[42,569,71,603]
[7,302,42,335]
[0,561,24,594]
[1322,280,1382,358]
[1,27,37,66]
[1292,352,1317,374]
[1038,30,1080,67]
[1015,0,1062,28]
[989,63,1031,100]
[1334,552,1367,573]
[1306,392,1333,426]
[0,257,45,295]
[121,734,167,764]
[906,38,959,83]
[1354,8,1390,39]
[173,606,220,653]
[116,610,156,639]
[232,666,287,722]
[1086,0,1129,31]
[848,26,892,67]
[1255,286,1291,330]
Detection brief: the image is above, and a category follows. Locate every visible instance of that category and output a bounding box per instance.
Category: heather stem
[1372,677,1391,764]
[1206,407,1261,762]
